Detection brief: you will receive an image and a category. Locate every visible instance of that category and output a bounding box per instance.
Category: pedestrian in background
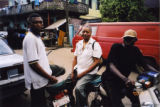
[23,13,57,107]
[71,25,102,107]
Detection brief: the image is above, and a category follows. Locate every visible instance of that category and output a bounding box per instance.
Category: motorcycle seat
[46,80,66,94]
[89,74,101,87]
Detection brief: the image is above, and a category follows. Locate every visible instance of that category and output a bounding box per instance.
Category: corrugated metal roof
[45,19,66,30]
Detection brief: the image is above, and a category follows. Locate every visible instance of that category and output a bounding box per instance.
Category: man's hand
[71,72,75,82]
[77,73,84,79]
[49,76,58,84]
[124,78,135,87]
[71,70,77,82]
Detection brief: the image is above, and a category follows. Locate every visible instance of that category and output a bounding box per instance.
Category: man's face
[123,37,137,46]
[82,27,91,42]
[31,17,43,32]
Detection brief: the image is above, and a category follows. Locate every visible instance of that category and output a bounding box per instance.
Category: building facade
[0,0,88,29]
[0,0,88,48]
[78,0,101,23]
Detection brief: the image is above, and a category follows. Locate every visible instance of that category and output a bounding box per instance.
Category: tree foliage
[100,0,157,22]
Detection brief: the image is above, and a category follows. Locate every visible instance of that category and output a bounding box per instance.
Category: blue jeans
[75,74,96,107]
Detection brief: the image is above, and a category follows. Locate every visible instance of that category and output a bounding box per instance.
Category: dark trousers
[30,86,47,107]
[30,65,64,107]
[103,80,140,107]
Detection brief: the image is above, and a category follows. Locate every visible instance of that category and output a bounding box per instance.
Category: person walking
[23,13,57,107]
[71,25,102,107]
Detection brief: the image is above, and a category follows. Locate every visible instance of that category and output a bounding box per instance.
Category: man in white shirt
[23,13,57,107]
[71,25,102,107]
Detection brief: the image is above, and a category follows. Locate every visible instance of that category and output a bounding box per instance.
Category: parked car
[0,37,25,100]
[72,22,160,69]
[0,31,8,44]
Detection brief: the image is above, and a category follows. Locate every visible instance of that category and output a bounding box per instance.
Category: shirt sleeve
[107,44,118,65]
[25,37,39,63]
[93,42,102,58]
[135,47,147,68]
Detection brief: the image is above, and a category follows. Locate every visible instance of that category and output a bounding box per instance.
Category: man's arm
[77,57,100,79]
[71,56,77,80]
[110,63,134,85]
[147,64,158,72]
[72,56,77,73]
[136,47,158,72]
[29,62,57,83]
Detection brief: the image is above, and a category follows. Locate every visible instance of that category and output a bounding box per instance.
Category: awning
[45,19,66,30]
[80,15,100,20]
[80,9,101,20]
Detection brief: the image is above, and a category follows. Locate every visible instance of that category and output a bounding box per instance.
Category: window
[0,39,13,55]
[78,26,97,36]
[89,0,92,8]
[91,26,97,36]
[82,0,86,4]
[96,0,100,10]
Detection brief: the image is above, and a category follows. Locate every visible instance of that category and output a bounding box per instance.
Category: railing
[0,0,88,16]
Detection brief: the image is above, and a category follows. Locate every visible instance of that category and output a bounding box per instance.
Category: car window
[78,26,97,36]
[0,39,14,55]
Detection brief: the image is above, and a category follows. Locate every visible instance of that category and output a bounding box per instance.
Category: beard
[31,27,41,35]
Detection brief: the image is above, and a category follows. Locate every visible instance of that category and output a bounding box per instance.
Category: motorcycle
[138,71,160,107]
[46,66,160,107]
[46,78,72,107]
[87,71,160,107]
[45,70,104,107]
[45,69,77,107]
[86,74,110,107]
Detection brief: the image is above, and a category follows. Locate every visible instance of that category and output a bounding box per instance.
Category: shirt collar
[29,29,40,37]
[88,38,95,44]
[80,38,95,44]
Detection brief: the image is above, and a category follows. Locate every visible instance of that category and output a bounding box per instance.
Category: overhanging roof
[80,9,101,20]
[45,19,66,30]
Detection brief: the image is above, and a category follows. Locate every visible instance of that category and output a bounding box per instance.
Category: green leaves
[69,0,74,3]
[100,0,158,22]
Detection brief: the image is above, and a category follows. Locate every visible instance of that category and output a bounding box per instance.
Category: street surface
[1,47,133,107]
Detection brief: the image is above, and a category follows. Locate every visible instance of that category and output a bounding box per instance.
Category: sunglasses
[32,21,43,24]
[124,37,137,42]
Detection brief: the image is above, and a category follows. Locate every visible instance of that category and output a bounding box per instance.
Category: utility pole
[65,0,69,43]
[48,12,50,26]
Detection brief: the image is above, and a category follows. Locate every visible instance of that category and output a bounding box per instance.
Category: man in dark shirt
[102,29,157,107]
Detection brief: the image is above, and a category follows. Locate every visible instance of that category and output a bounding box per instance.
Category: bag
[92,41,104,70]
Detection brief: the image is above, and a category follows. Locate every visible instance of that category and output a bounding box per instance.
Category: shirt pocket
[84,46,93,57]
